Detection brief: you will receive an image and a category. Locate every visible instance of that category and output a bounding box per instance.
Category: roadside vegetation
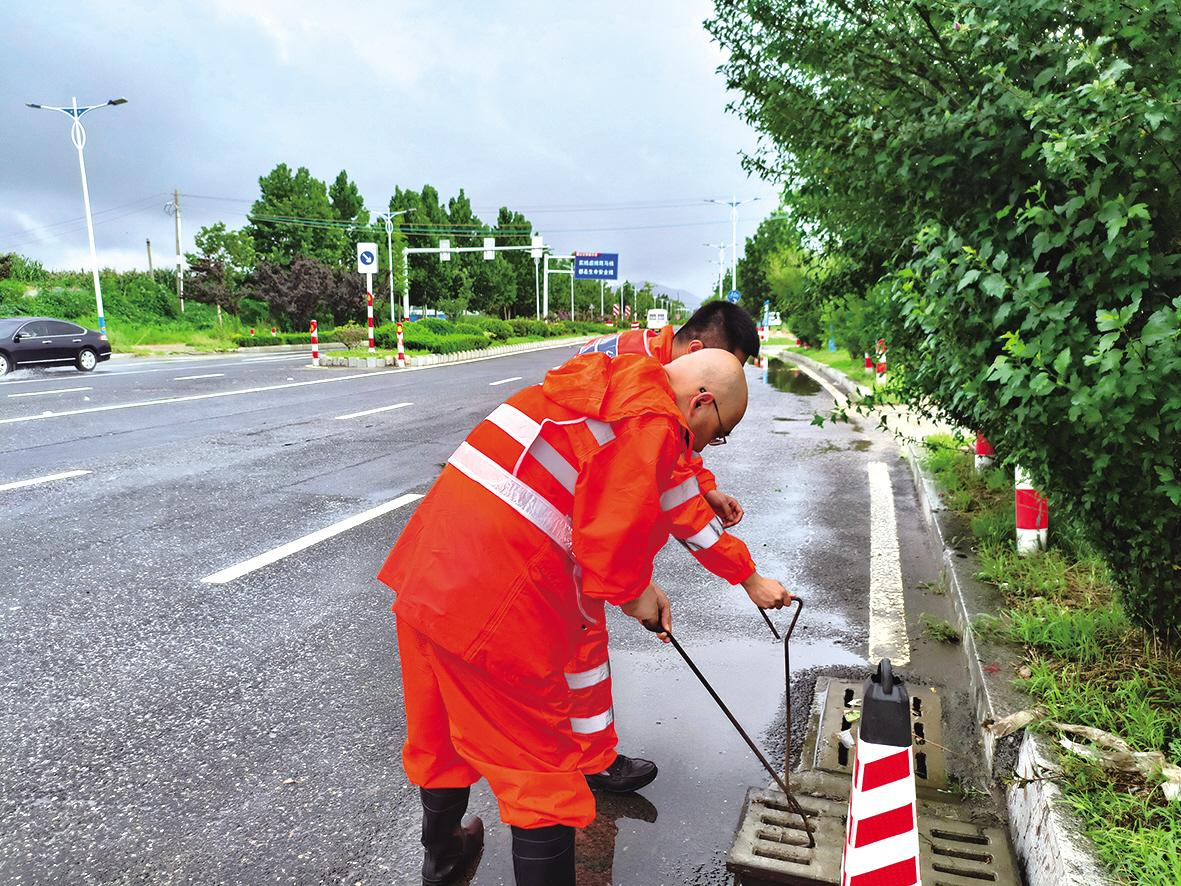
[710,1,1181,646]
[923,434,1181,885]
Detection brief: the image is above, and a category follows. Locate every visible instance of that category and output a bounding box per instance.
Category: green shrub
[453,322,489,338]
[331,322,368,350]
[417,317,454,335]
[510,318,547,338]
[465,315,513,340]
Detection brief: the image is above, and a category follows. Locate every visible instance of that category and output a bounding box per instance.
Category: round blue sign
[360,250,376,266]
[726,290,741,303]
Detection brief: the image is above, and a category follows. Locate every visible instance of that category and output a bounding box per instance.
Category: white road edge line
[201,493,424,585]
[0,469,92,492]
[0,369,402,425]
[866,461,910,667]
[7,386,93,398]
[489,376,523,386]
[334,401,413,420]
[174,373,226,381]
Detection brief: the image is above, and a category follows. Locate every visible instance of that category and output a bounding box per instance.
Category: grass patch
[920,613,961,644]
[783,344,865,379]
[924,438,1181,885]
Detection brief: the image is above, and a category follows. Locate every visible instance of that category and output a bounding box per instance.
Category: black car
[0,317,112,377]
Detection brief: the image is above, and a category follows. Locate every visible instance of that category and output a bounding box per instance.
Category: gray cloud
[0,0,777,300]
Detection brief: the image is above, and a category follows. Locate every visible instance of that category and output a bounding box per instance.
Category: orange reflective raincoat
[380,353,726,827]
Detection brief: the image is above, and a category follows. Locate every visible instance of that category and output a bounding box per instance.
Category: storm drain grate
[920,821,1018,885]
[813,678,949,790]
[728,789,1019,885]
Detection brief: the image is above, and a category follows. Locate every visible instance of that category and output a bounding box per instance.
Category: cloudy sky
[0,0,778,302]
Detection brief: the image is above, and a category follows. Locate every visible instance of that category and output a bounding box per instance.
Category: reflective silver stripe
[570,706,614,734]
[564,661,610,690]
[642,333,653,356]
[660,475,700,512]
[585,418,615,445]
[683,516,724,552]
[486,403,541,447]
[447,442,572,553]
[530,438,578,493]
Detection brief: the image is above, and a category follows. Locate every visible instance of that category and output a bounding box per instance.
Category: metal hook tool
[648,596,815,848]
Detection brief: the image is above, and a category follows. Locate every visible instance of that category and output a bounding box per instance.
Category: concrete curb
[236,342,345,354]
[778,348,1112,886]
[314,336,591,370]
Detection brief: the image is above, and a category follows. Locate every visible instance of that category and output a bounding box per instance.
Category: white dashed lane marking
[7,386,93,398]
[0,470,91,492]
[200,493,423,584]
[489,376,523,386]
[173,373,225,381]
[334,402,413,420]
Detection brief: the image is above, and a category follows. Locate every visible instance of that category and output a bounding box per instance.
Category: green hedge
[465,315,513,340]
[374,323,489,354]
[235,332,315,347]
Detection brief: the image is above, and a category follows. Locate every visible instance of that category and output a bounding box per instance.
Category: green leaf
[1053,348,1071,375]
[957,269,981,291]
[1101,58,1132,82]
[1033,67,1056,90]
[981,274,1006,297]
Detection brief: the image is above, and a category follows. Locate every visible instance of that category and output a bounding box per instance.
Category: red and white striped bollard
[1015,465,1048,555]
[974,434,995,472]
[310,319,319,367]
[396,321,406,368]
[865,352,874,374]
[366,288,376,368]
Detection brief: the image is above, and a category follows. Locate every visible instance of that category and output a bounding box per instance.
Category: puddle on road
[468,636,863,885]
[764,360,823,396]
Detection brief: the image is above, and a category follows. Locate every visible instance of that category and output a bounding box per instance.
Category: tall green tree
[247,164,349,267]
[709,0,1181,639]
[188,222,256,288]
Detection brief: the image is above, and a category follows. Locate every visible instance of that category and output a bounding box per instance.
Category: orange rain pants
[397,616,597,830]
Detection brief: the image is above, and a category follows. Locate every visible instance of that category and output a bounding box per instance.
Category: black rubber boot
[421,787,483,886]
[510,823,575,886]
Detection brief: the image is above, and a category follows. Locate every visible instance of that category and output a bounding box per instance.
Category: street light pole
[27,96,127,334]
[706,196,761,295]
[375,207,414,323]
[704,242,726,300]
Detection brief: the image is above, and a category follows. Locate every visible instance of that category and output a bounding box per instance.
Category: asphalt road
[0,346,969,885]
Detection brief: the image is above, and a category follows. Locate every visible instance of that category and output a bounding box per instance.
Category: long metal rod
[661,618,815,848]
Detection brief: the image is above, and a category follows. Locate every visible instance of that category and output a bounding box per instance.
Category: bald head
[664,349,748,452]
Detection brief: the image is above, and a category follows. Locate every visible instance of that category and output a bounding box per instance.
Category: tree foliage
[710,0,1181,639]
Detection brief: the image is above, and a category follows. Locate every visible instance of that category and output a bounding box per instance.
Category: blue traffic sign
[574,253,619,280]
[727,290,741,303]
[360,250,376,266]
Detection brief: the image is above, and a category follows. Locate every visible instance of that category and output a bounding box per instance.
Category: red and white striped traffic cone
[865,352,874,374]
[841,660,920,886]
[396,321,406,368]
[974,434,995,472]
[1015,466,1048,555]
[631,320,640,330]
[310,319,319,367]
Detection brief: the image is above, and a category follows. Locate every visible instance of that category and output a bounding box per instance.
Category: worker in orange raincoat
[569,301,792,793]
[379,348,760,886]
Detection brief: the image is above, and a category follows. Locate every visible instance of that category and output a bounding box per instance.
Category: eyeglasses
[701,387,728,446]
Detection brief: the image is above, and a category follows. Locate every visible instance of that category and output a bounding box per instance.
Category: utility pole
[145,238,153,274]
[166,189,184,313]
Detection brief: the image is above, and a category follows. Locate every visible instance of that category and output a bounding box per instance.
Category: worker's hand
[705,489,744,528]
[621,581,672,643]
[741,573,793,610]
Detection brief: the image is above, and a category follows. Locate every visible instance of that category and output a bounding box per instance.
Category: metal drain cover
[814,678,949,790]
[728,788,1018,885]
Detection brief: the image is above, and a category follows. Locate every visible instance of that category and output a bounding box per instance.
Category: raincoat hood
[542,353,687,430]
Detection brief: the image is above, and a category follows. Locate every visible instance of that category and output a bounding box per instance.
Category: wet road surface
[2,349,959,884]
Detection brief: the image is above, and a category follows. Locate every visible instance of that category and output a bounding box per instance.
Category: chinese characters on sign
[573,252,619,280]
